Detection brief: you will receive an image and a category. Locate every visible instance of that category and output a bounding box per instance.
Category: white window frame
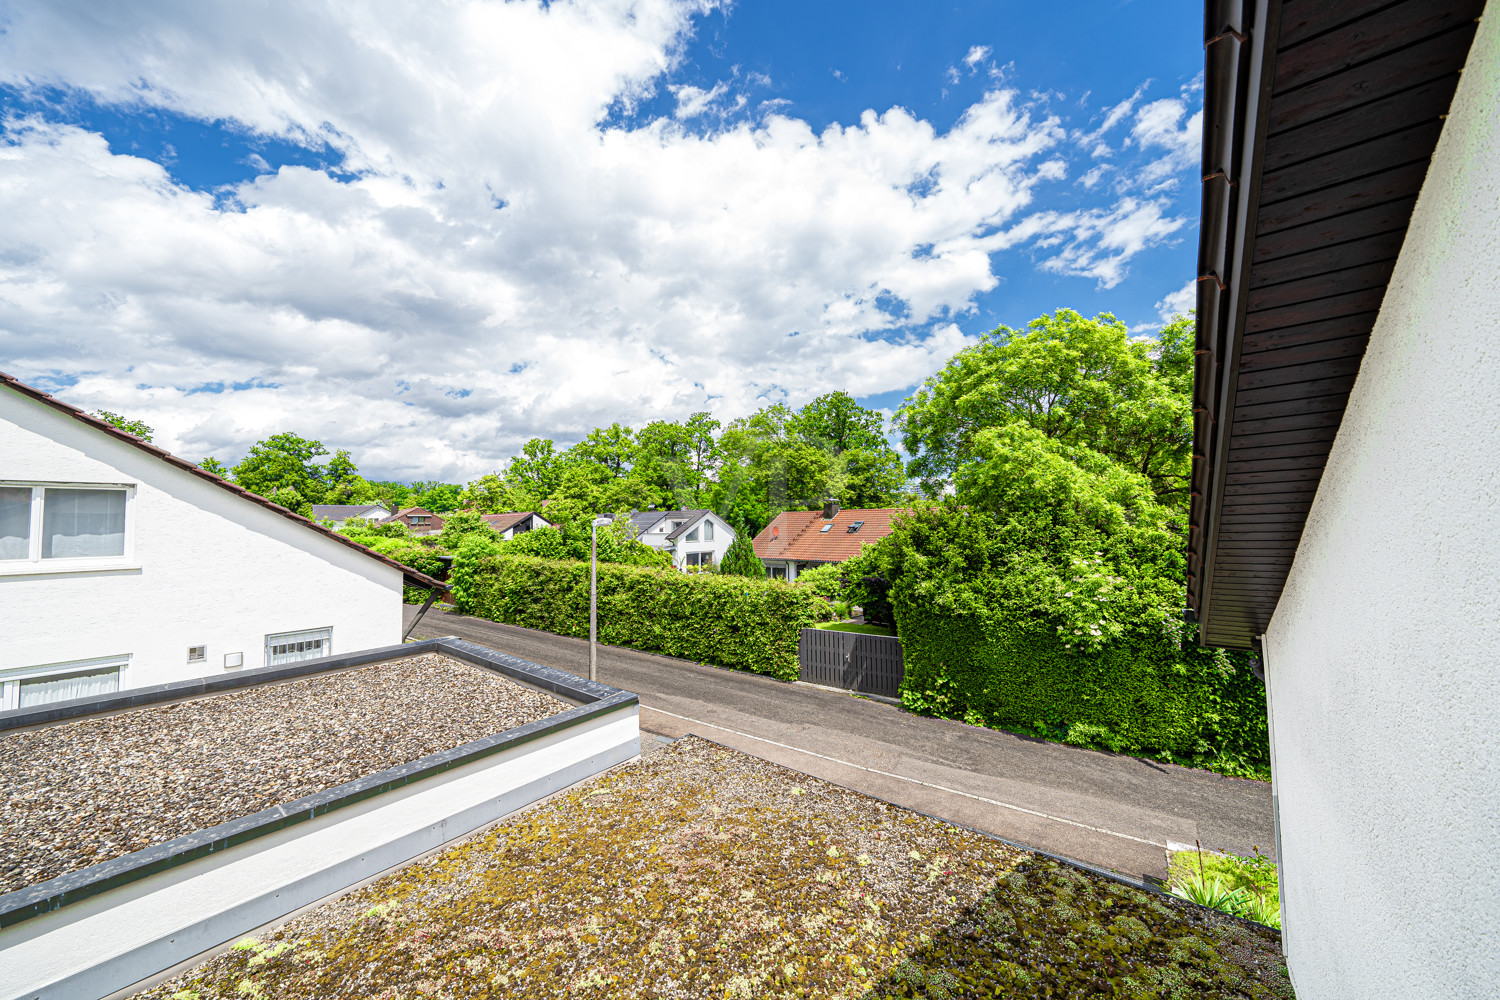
[264,627,334,666]
[0,481,137,576]
[0,654,131,711]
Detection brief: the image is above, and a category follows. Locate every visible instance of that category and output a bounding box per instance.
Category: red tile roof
[1,370,444,590]
[752,508,900,564]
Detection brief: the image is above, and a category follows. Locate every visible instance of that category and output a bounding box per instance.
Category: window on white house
[703,521,714,541]
[1,655,127,711]
[42,488,127,558]
[187,645,206,663]
[686,551,715,567]
[0,487,30,560]
[265,627,333,666]
[686,526,700,542]
[0,484,130,564]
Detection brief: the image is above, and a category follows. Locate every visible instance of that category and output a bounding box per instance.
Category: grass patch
[135,738,1290,999]
[812,621,896,636]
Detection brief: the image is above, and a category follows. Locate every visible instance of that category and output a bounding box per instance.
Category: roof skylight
[847,521,865,533]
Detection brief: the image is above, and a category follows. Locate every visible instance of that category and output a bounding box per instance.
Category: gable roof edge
[1,371,445,590]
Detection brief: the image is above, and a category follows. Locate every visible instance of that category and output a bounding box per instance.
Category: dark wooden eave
[1188,0,1482,648]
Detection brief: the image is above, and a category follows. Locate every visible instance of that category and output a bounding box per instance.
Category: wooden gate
[798,628,904,698]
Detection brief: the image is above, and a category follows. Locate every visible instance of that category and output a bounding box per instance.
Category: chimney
[823,499,839,520]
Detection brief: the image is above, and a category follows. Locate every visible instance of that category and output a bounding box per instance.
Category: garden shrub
[452,553,834,679]
[360,536,449,603]
[882,428,1270,778]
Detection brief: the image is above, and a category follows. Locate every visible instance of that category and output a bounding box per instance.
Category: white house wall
[1263,15,1500,1000]
[1,392,403,687]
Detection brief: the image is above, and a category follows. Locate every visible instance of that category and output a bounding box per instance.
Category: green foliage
[199,457,230,478]
[340,518,410,541]
[452,554,834,678]
[1168,848,1279,929]
[232,433,331,504]
[499,520,671,567]
[407,480,463,512]
[896,309,1193,504]
[792,563,844,600]
[717,532,763,578]
[265,485,312,517]
[884,438,1267,777]
[93,410,154,441]
[436,509,492,548]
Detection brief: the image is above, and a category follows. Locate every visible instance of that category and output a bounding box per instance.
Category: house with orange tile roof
[751,502,897,581]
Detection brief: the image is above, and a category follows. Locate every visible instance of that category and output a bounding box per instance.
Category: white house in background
[310,503,390,524]
[1188,4,1497,998]
[0,372,443,711]
[481,511,553,539]
[625,509,735,570]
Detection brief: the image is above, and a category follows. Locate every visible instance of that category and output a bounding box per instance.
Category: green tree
[569,423,636,478]
[460,473,529,514]
[438,509,494,548]
[199,457,230,478]
[717,532,764,578]
[409,480,463,512]
[790,391,887,455]
[93,410,153,441]
[266,485,313,517]
[896,309,1192,504]
[232,433,331,505]
[505,438,563,498]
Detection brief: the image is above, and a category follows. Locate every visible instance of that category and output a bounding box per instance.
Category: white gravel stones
[0,654,569,894]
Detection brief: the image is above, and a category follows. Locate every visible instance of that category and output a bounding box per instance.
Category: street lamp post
[590,515,612,682]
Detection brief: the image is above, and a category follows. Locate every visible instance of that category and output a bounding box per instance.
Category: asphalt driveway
[404,605,1274,880]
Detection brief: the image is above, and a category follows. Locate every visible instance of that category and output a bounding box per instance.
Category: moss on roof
[135,737,1289,999]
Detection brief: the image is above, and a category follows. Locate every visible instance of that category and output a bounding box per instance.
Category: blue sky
[0,0,1203,480]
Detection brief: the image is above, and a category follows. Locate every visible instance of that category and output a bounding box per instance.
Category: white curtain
[42,488,125,558]
[0,487,30,560]
[19,667,120,708]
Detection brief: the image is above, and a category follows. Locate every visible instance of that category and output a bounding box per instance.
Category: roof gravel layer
[0,654,567,894]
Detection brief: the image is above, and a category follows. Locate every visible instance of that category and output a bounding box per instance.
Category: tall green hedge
[896,602,1268,778]
[453,553,834,679]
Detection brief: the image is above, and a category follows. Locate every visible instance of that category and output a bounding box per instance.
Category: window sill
[0,562,142,578]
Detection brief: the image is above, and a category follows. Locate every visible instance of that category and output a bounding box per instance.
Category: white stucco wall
[1262,14,1500,998]
[1,390,404,689]
[636,512,736,570]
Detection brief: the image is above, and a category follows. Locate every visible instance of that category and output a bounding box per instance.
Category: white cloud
[0,0,1193,479]
[672,81,729,119]
[1130,98,1202,183]
[1155,278,1196,320]
[963,45,991,70]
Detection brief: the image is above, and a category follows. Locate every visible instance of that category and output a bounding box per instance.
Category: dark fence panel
[798,628,904,698]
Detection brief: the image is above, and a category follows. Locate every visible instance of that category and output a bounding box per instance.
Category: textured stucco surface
[1264,11,1500,998]
[1,390,403,685]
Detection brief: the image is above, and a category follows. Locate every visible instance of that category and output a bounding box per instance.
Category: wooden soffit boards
[1188,0,1482,648]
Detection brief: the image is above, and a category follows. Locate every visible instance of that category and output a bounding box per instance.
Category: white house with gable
[0,372,443,711]
[625,509,735,570]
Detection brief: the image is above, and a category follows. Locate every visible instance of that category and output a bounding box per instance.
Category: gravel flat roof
[0,653,569,894]
[133,737,1289,1000]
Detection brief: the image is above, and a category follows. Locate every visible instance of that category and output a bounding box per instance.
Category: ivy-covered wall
[452,553,833,680]
[896,601,1269,778]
